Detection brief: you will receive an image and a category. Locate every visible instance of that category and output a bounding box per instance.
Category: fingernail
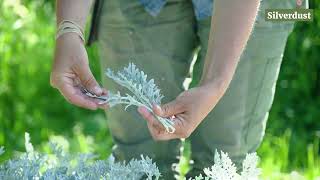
[93,86,102,95]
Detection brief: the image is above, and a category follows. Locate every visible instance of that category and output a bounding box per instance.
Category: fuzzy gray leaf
[104,63,175,133]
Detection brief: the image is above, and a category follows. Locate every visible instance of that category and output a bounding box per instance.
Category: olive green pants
[98,0,294,178]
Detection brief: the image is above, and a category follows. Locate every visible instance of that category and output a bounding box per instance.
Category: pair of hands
[51,34,223,140]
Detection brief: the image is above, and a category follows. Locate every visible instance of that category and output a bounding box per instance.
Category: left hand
[137,84,224,141]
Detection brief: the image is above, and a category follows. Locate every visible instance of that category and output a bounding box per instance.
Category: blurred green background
[0,0,319,179]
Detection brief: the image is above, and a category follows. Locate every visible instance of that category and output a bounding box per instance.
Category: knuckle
[83,76,96,88]
[82,76,96,88]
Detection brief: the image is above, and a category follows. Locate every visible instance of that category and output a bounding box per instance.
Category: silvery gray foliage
[0,133,161,180]
[0,133,46,180]
[240,153,261,180]
[103,63,175,133]
[0,134,261,180]
[190,150,261,180]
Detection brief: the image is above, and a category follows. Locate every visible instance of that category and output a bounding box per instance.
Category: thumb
[76,63,103,96]
[153,100,184,117]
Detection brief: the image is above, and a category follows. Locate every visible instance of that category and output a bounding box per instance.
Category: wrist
[56,33,84,45]
[56,20,85,44]
[199,75,230,102]
[201,74,229,91]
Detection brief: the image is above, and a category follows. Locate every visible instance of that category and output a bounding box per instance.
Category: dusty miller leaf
[240,153,261,180]
[104,63,175,133]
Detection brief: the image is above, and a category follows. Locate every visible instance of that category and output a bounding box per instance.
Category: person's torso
[87,0,309,45]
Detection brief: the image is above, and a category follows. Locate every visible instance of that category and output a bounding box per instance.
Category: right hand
[50,34,107,110]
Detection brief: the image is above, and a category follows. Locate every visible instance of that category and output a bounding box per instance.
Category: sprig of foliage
[240,153,260,180]
[103,63,175,133]
[191,150,261,180]
[203,150,238,179]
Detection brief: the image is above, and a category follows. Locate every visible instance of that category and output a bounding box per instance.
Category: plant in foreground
[0,135,260,180]
[191,150,260,180]
[0,133,161,180]
[85,63,175,133]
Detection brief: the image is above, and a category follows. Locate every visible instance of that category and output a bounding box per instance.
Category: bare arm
[201,0,260,92]
[56,0,92,28]
[51,0,107,110]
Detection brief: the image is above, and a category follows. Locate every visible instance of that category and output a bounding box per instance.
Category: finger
[145,121,177,141]
[138,107,183,141]
[138,108,166,140]
[97,100,109,110]
[96,90,109,109]
[81,83,109,109]
[153,100,184,118]
[74,62,103,96]
[145,121,164,140]
[50,72,75,89]
[101,88,108,96]
[171,115,192,138]
[152,132,179,141]
[98,102,109,110]
[59,81,98,110]
[137,106,165,131]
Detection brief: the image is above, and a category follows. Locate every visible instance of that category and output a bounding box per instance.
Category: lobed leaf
[105,63,175,133]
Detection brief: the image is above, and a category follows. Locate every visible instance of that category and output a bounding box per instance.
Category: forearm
[200,0,260,92]
[56,0,93,29]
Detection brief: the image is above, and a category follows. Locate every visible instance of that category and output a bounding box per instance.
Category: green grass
[258,131,320,179]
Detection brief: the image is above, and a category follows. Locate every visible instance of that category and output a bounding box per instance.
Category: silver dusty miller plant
[85,63,175,133]
[0,133,161,180]
[0,133,261,180]
[191,150,261,180]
